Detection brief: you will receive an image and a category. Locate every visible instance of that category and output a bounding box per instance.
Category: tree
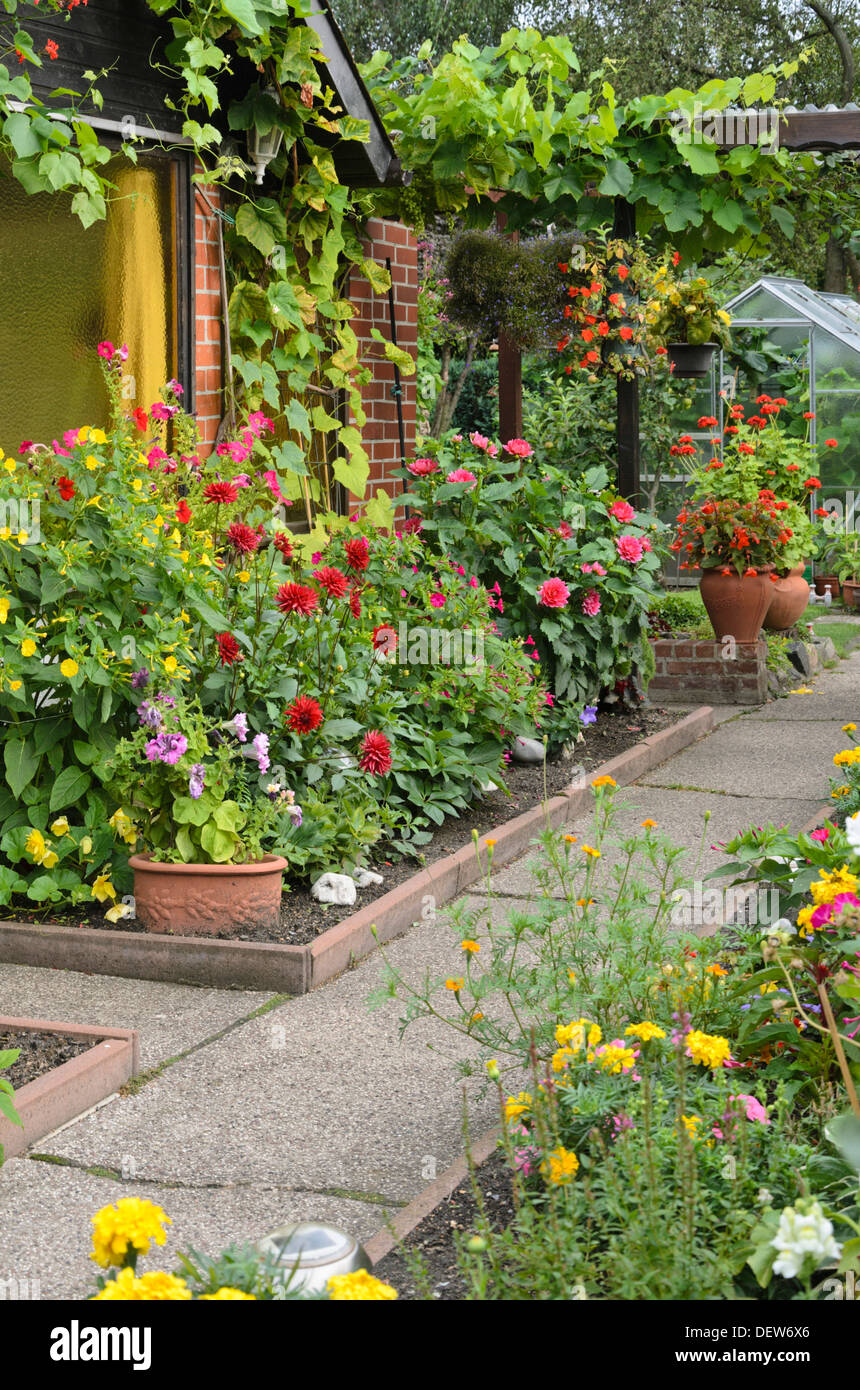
[328,0,518,61]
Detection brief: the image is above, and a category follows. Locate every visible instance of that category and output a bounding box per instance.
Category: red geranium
[57,476,75,500]
[176,499,191,524]
[285,695,324,734]
[359,730,392,776]
[132,408,149,434]
[216,632,242,666]
[276,583,318,616]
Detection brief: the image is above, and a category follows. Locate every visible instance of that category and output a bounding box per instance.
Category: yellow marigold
[567,968,576,984]
[833,749,860,766]
[461,939,480,954]
[198,1287,257,1300]
[810,866,858,907]
[552,1046,573,1072]
[592,775,616,789]
[706,963,728,977]
[624,1021,666,1042]
[685,1029,731,1069]
[564,834,577,843]
[581,844,601,858]
[504,1091,532,1123]
[595,1043,637,1074]
[90,1198,171,1269]
[543,1146,579,1184]
[842,724,857,733]
[60,659,79,678]
[444,977,464,992]
[641,818,657,828]
[327,1269,398,1301]
[576,897,596,907]
[555,1017,600,1052]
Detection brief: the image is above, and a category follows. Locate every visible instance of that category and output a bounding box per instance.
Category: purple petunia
[138,701,162,730]
[252,732,270,774]
[189,764,205,800]
[131,668,151,691]
[580,705,598,726]
[229,712,248,743]
[144,732,187,765]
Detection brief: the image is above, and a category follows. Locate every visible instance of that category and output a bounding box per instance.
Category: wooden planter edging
[0,707,715,996]
[0,1016,140,1160]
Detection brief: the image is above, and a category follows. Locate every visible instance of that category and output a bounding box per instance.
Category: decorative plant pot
[699,567,774,643]
[813,574,840,602]
[666,342,718,378]
[762,565,810,632]
[129,854,287,936]
[840,579,860,609]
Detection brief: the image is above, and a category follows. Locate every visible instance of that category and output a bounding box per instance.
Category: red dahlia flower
[276,583,318,616]
[359,730,392,776]
[314,566,349,599]
[216,632,242,666]
[273,532,293,561]
[203,481,238,506]
[349,586,362,619]
[225,522,261,554]
[285,695,324,734]
[344,537,370,572]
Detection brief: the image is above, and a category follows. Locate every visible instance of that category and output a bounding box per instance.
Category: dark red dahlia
[359,730,392,776]
[225,522,261,554]
[203,481,238,506]
[216,632,242,666]
[275,583,319,617]
[273,532,293,561]
[314,566,349,599]
[344,536,370,572]
[401,516,423,537]
[285,695,324,734]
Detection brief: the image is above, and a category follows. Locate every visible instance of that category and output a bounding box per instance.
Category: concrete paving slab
[0,964,271,1067]
[642,718,843,799]
[0,1157,384,1301]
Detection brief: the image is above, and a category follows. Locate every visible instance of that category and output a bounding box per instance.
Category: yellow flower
[198,1287,257,1300]
[596,1043,637,1074]
[238,570,251,583]
[567,968,576,984]
[0,598,8,623]
[484,838,497,848]
[93,1269,190,1301]
[327,1269,397,1301]
[685,1029,731,1069]
[85,455,102,471]
[444,977,464,992]
[91,874,117,903]
[591,775,616,788]
[132,479,143,492]
[504,1091,532,1123]
[41,850,59,869]
[109,808,138,846]
[833,749,860,767]
[552,1046,572,1072]
[810,866,858,907]
[641,818,657,828]
[564,834,577,843]
[20,638,36,657]
[163,655,178,675]
[8,680,21,692]
[60,659,79,678]
[25,828,47,863]
[89,428,107,445]
[461,939,480,954]
[625,1021,666,1042]
[833,785,851,799]
[80,836,93,856]
[543,1146,579,1184]
[842,724,857,733]
[706,963,728,977]
[681,1114,702,1138]
[50,817,71,838]
[581,845,601,858]
[90,1198,171,1269]
[555,1017,601,1052]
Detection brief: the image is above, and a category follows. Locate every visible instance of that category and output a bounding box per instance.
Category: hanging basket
[666,342,718,378]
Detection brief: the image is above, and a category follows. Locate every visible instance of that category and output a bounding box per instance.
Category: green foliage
[0,1046,22,1165]
[444,229,578,351]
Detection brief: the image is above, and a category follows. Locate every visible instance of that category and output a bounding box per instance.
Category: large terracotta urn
[762,565,810,632]
[699,568,774,643]
[129,854,287,936]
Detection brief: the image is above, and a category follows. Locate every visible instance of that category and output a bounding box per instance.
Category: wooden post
[496,209,523,444]
[613,196,641,504]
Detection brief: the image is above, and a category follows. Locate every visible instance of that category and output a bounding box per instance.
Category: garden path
[0,648,855,1298]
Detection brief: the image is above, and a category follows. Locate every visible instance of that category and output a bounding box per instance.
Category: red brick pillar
[193,181,225,457]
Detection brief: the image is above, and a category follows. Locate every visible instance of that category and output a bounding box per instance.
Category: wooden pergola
[497,105,860,502]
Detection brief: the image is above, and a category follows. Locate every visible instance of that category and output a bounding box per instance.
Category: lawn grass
[810,618,860,659]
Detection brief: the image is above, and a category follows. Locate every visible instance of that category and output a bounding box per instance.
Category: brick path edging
[0,1017,140,1160]
[0,708,714,995]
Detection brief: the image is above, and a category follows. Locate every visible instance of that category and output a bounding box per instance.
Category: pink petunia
[732,1094,769,1125]
[810,827,829,842]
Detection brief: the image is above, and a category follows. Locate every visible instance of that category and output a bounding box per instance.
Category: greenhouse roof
[724,276,860,357]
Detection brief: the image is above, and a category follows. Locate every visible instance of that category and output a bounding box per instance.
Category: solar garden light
[249,90,285,184]
[257,1221,371,1294]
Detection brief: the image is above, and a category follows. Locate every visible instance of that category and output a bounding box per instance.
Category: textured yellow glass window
[0,152,177,451]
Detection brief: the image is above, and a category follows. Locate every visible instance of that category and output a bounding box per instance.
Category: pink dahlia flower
[538,577,570,609]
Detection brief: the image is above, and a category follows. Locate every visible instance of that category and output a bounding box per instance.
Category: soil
[17,705,685,947]
[0,1028,91,1088]
[372,1147,514,1301]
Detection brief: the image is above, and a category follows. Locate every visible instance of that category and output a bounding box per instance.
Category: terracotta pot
[699,567,774,643]
[762,565,810,631]
[666,342,718,378]
[841,579,860,609]
[814,574,841,602]
[129,854,287,936]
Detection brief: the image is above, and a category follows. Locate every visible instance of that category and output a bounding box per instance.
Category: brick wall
[347,217,418,507]
[193,181,224,456]
[648,638,768,705]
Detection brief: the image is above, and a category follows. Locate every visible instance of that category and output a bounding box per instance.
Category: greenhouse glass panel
[814,330,860,388]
